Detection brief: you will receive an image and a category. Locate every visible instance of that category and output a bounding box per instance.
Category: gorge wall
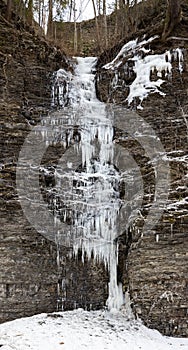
[0,4,108,323]
[0,3,65,322]
[54,0,167,56]
[96,11,188,337]
[0,0,188,338]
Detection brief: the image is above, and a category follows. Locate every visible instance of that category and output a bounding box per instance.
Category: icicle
[175,48,184,73]
[49,57,125,312]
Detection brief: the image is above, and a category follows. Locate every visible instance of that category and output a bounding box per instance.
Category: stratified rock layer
[0,0,188,337]
[0,8,108,323]
[96,25,188,336]
[0,7,67,322]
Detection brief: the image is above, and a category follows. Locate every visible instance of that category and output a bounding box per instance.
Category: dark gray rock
[0,9,108,324]
[96,31,188,337]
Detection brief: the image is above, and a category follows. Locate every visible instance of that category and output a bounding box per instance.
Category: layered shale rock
[0,7,66,322]
[96,16,188,337]
[0,4,108,323]
[0,0,188,338]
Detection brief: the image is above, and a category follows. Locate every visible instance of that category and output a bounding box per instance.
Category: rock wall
[0,6,108,323]
[0,5,66,322]
[1,0,188,337]
[54,16,116,56]
[96,17,188,337]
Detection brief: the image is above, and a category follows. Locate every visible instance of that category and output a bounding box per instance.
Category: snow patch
[103,37,184,108]
[0,310,188,350]
[167,197,188,210]
[127,49,184,108]
[103,36,158,70]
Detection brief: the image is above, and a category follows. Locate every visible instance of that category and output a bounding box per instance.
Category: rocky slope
[96,6,188,337]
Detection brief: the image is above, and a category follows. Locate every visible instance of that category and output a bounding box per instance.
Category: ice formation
[103,36,158,70]
[50,57,125,310]
[103,36,184,108]
[127,49,184,108]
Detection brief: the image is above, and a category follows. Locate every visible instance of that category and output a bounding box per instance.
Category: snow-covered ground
[0,309,188,350]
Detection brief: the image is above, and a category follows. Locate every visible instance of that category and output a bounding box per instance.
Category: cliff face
[0,0,188,338]
[0,6,66,322]
[0,3,110,323]
[96,15,188,337]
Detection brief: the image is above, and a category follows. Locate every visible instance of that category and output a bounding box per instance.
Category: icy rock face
[48,57,125,310]
[96,36,188,337]
[98,36,184,109]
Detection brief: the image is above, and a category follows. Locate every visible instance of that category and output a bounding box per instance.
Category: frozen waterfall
[52,57,125,310]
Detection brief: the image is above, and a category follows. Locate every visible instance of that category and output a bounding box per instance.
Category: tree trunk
[103,0,108,49]
[97,0,102,16]
[27,0,33,26]
[69,0,73,21]
[47,0,53,39]
[114,0,118,37]
[38,0,41,27]
[162,0,181,40]
[119,0,126,38]
[6,0,12,21]
[73,0,77,54]
[91,0,102,53]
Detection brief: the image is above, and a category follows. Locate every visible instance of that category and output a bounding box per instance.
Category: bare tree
[97,0,102,16]
[47,0,53,38]
[6,0,12,21]
[73,0,77,54]
[114,0,118,36]
[162,0,181,39]
[103,0,108,48]
[91,0,102,52]
[69,0,73,21]
[27,0,34,25]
